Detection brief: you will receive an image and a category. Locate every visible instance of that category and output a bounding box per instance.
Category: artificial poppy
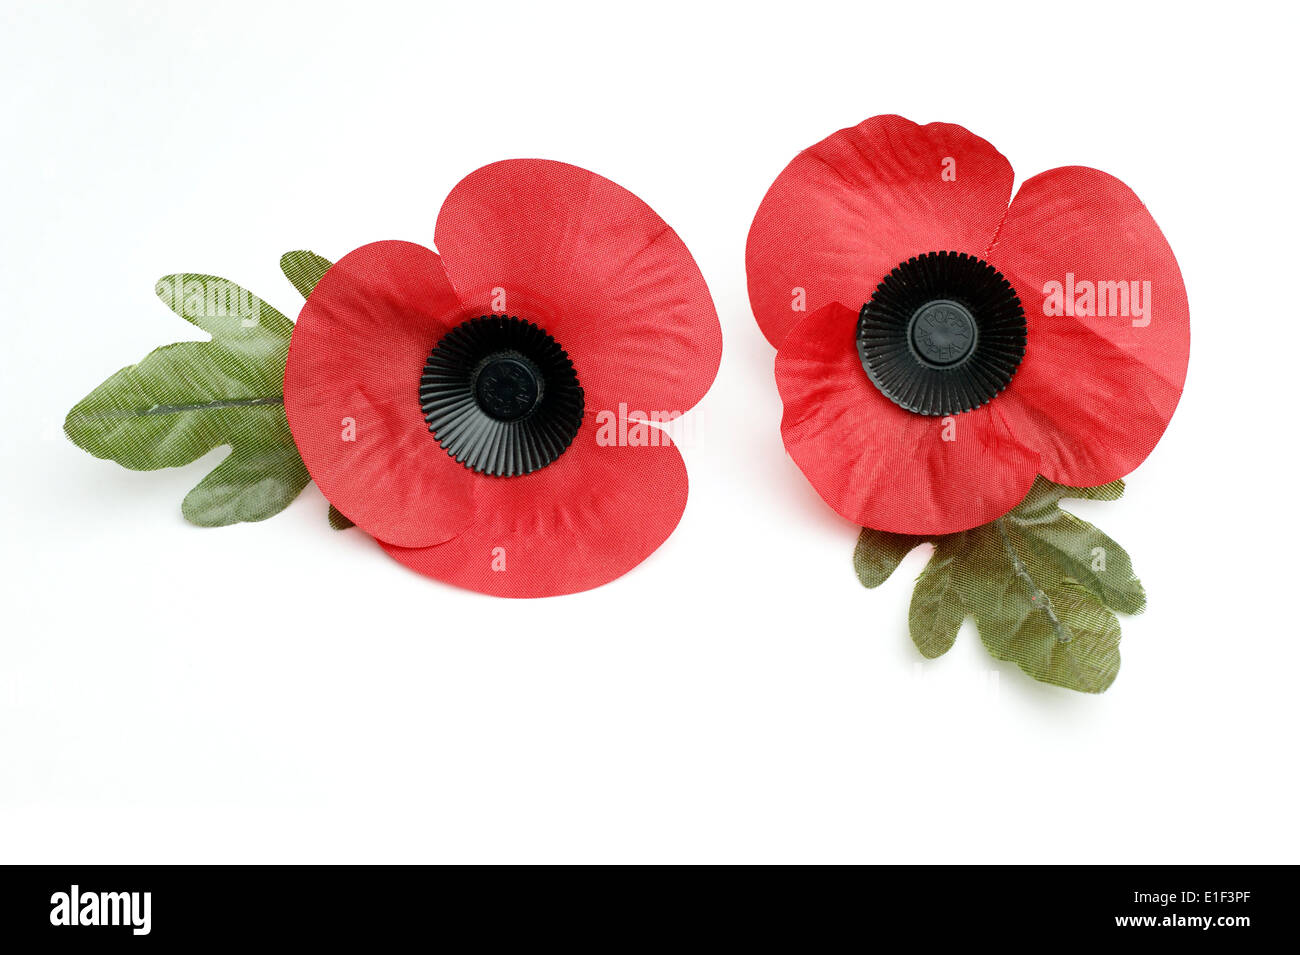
[746,114,1189,535]
[284,159,722,597]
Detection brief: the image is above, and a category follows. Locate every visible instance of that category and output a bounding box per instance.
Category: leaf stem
[141,396,284,415]
[993,517,1070,644]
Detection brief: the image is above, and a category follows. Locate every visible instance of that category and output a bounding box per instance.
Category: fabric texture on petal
[434,159,722,420]
[381,429,689,597]
[746,114,1014,348]
[283,240,475,548]
[775,302,1039,534]
[988,166,1189,486]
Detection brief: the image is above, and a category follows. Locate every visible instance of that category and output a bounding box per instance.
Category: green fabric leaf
[328,504,355,530]
[908,537,965,658]
[280,250,333,300]
[858,476,1143,693]
[1005,477,1144,615]
[64,274,309,526]
[1010,510,1144,615]
[853,528,925,588]
[957,521,1122,693]
[1013,478,1125,521]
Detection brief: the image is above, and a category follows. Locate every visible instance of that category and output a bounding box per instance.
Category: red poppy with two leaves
[747,115,1189,534]
[284,160,721,597]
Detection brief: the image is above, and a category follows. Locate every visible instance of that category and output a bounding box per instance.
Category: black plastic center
[909,300,977,367]
[420,315,584,477]
[857,251,1027,416]
[473,353,543,421]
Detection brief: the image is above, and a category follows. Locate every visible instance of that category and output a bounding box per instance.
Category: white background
[1,0,1295,863]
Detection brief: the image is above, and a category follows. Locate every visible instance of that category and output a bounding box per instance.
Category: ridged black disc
[420,315,584,476]
[857,251,1026,415]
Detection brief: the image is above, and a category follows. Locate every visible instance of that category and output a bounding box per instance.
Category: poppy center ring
[857,251,1027,416]
[420,315,585,476]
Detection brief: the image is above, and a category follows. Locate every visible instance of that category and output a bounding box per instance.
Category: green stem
[141,396,283,415]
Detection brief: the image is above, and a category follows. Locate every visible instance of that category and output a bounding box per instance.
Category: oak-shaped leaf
[854,477,1144,693]
[64,274,309,526]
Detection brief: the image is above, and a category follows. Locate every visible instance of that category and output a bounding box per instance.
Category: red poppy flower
[284,159,721,597]
[746,115,1189,535]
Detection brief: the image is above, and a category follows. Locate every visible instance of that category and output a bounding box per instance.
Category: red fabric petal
[380,431,688,597]
[776,302,1039,535]
[283,240,475,548]
[987,167,1189,486]
[746,114,1014,348]
[434,159,721,419]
